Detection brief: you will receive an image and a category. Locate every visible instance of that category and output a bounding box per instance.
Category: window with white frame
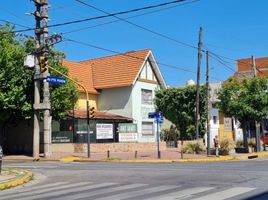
[141,89,153,105]
[142,122,154,136]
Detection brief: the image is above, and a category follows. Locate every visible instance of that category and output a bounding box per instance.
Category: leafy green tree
[217,77,268,151]
[154,85,207,157]
[0,24,78,143]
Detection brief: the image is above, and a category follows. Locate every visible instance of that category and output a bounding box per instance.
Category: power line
[13,0,191,33]
[63,36,222,81]
[63,0,199,35]
[0,19,31,29]
[74,0,199,50]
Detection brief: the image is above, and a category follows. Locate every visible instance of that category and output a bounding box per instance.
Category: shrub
[160,126,179,142]
[235,140,244,148]
[219,138,234,155]
[183,142,203,154]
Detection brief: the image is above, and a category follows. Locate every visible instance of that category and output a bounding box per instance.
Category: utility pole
[195,27,202,140]
[33,0,42,160]
[206,51,211,156]
[252,56,261,152]
[33,0,51,159]
[251,55,257,77]
[41,0,51,158]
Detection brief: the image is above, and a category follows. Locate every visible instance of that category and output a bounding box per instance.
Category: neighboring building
[62,49,167,144]
[233,56,268,143]
[234,56,268,79]
[206,82,240,148]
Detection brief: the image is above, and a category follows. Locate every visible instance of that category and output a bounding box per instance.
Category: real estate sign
[118,123,138,142]
[96,124,113,139]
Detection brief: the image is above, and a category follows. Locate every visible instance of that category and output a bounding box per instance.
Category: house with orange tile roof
[62,49,167,144]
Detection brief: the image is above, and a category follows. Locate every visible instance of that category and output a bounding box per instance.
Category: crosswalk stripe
[18,182,117,200]
[145,187,214,200]
[191,187,255,200]
[1,182,68,195]
[96,185,180,200]
[52,183,147,200]
[0,182,90,200]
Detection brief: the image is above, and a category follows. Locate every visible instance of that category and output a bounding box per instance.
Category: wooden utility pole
[252,56,261,152]
[195,27,202,139]
[206,51,211,156]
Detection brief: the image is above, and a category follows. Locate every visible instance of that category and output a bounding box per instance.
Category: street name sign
[47,76,66,85]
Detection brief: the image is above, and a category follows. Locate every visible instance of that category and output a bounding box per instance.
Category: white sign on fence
[119,133,138,142]
[96,124,113,139]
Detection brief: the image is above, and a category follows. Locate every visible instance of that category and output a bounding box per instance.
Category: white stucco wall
[97,86,133,118]
[132,80,160,142]
[206,108,220,148]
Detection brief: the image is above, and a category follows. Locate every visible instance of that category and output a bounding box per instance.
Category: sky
[1,0,268,87]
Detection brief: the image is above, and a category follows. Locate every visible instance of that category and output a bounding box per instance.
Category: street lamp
[48,66,91,158]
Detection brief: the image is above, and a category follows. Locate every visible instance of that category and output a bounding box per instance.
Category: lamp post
[48,66,91,158]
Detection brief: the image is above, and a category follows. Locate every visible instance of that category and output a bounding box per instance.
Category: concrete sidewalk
[3,150,268,162]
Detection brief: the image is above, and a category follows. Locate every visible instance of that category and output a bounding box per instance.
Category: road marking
[0,182,90,200]
[191,187,255,200]
[96,185,180,200]
[145,187,214,200]
[0,181,67,195]
[52,183,147,200]
[17,182,117,200]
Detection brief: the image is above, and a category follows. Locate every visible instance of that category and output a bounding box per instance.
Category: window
[141,89,152,105]
[213,116,217,124]
[142,122,154,136]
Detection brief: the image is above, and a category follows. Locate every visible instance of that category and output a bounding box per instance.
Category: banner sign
[96,124,113,139]
[118,123,138,142]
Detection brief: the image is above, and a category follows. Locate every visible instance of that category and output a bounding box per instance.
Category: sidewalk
[3,149,268,162]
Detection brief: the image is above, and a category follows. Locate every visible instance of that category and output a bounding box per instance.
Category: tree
[154,85,207,158]
[217,77,268,151]
[0,24,78,144]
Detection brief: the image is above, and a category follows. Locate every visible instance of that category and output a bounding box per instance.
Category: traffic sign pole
[156,119,161,159]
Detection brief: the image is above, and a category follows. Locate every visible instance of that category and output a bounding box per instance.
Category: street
[1,158,268,200]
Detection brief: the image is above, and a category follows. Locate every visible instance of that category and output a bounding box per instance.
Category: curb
[63,152,268,163]
[0,169,33,190]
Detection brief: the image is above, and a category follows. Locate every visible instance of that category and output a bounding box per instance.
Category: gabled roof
[79,49,151,89]
[62,60,98,94]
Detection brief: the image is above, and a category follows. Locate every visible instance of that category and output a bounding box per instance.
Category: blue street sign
[148,112,156,119]
[47,76,66,85]
[156,111,163,119]
[155,118,164,124]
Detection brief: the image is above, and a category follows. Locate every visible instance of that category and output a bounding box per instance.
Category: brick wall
[52,140,205,153]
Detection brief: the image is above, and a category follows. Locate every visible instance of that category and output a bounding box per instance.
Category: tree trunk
[241,122,249,153]
[180,132,184,159]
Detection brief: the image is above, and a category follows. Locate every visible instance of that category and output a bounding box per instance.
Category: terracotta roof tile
[62,60,98,94]
[79,49,151,89]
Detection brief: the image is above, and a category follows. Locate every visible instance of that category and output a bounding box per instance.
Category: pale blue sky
[1,0,268,86]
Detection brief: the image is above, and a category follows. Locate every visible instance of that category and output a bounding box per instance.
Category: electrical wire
[74,0,199,51]
[13,0,190,33]
[63,0,199,35]
[0,19,31,29]
[63,36,222,81]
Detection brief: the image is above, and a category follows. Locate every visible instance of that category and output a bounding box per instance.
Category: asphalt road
[1,157,268,200]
